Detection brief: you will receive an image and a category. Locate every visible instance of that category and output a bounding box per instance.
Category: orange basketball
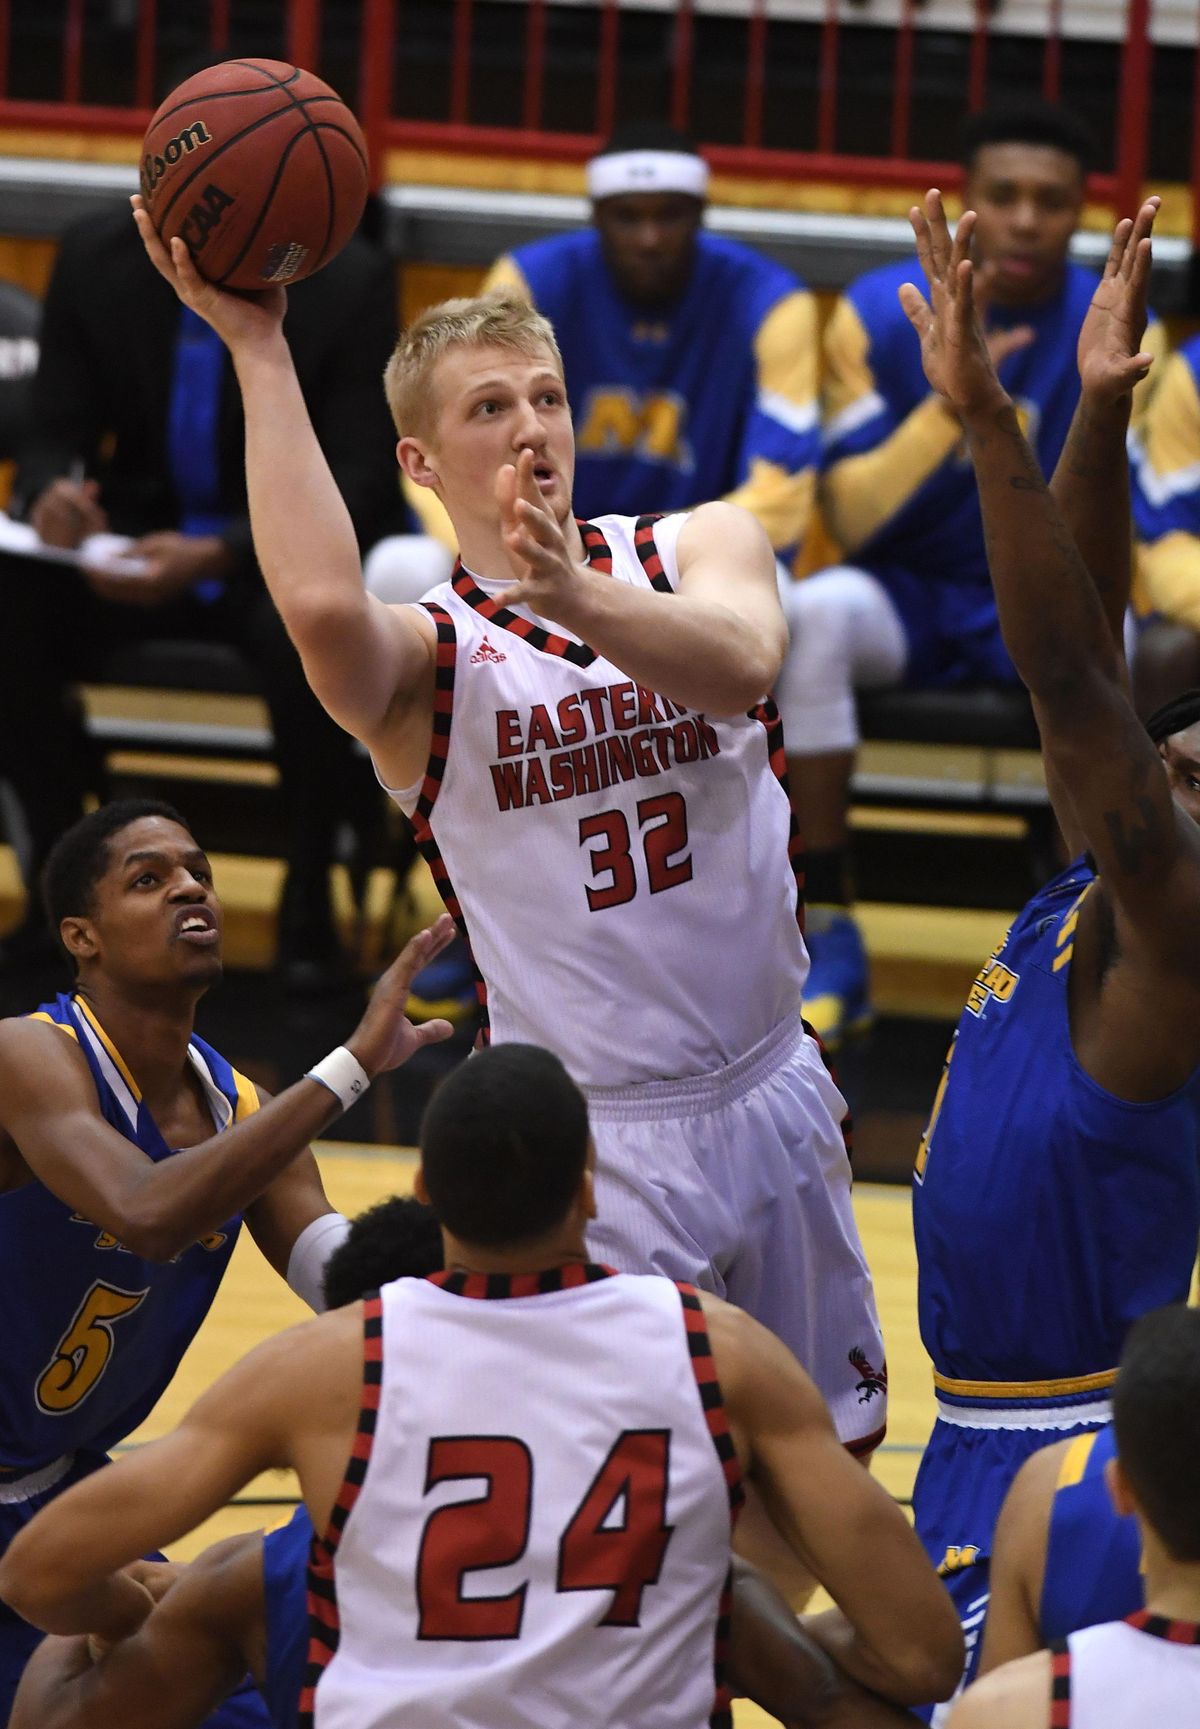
[140,58,369,291]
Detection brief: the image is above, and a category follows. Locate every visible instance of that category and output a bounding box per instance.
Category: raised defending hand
[1076,197,1159,404]
[130,193,286,352]
[898,190,1009,421]
[344,913,459,1077]
[494,449,588,615]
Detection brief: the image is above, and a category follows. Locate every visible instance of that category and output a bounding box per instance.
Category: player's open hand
[345,913,459,1076]
[1076,197,1159,405]
[898,190,1010,422]
[494,449,590,617]
[130,193,286,350]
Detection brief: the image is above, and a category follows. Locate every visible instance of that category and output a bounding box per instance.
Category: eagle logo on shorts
[849,1345,888,1404]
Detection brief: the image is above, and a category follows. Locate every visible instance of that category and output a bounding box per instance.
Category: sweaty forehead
[969,141,1083,191]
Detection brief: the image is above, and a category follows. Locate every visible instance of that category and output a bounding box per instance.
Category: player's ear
[579,1141,597,1224]
[60,916,96,964]
[397,435,438,491]
[1105,1455,1137,1519]
[412,1166,431,1207]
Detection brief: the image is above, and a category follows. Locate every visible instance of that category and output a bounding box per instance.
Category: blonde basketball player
[128,196,886,1464]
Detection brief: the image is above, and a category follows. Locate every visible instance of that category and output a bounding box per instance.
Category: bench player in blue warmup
[900,193,1200,1712]
[0,798,455,1723]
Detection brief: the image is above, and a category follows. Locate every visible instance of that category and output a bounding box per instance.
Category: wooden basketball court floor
[122,1152,932,1729]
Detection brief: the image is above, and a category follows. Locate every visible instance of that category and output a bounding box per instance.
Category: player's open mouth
[533,464,556,491]
[175,911,219,945]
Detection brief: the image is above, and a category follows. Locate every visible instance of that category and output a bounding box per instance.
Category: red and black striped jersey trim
[1048,1640,1071,1728]
[677,1284,742,1729]
[632,513,676,594]
[298,1293,384,1728]
[407,813,491,1045]
[415,603,457,822]
[1126,1610,1200,1644]
[449,519,614,665]
[753,694,806,932]
[426,1262,617,1301]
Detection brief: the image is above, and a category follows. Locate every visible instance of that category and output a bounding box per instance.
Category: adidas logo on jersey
[470,637,506,665]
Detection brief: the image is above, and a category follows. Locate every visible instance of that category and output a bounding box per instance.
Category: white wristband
[305,1046,370,1112]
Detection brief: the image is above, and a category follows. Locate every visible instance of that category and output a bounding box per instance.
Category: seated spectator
[0,202,405,990]
[378,119,820,590]
[773,98,1166,1045]
[1130,335,1200,713]
[948,1306,1200,1728]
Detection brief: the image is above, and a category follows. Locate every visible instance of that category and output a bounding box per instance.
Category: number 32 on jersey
[417,1429,673,1639]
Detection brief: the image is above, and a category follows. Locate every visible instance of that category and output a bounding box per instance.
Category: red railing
[0,0,1189,243]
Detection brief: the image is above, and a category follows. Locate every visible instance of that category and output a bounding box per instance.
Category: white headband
[586,149,709,203]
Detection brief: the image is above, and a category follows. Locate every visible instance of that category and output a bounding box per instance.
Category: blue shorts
[869,562,1019,689]
[0,1450,271,1728]
[910,1413,1108,1722]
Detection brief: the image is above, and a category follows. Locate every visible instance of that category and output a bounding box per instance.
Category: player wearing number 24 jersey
[128,204,888,1450]
[0,1044,962,1729]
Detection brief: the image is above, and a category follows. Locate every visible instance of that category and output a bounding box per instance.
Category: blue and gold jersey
[1041,1425,1142,1641]
[0,993,258,1471]
[263,1505,312,1729]
[1131,336,1200,630]
[913,859,1200,1408]
[822,259,1165,591]
[481,229,819,559]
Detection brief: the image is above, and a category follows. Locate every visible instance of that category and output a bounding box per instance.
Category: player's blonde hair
[384,291,564,441]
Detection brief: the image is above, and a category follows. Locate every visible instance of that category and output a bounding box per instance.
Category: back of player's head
[1145,687,1200,749]
[418,1044,590,1248]
[322,1195,444,1309]
[961,98,1094,175]
[42,798,189,947]
[384,291,562,441]
[1112,1305,1200,1561]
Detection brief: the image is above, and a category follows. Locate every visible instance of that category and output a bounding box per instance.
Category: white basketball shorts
[584,1017,888,1452]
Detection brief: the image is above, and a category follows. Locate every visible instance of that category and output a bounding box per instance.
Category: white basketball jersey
[382,512,808,1086]
[1056,1616,1200,1725]
[304,1267,742,1729]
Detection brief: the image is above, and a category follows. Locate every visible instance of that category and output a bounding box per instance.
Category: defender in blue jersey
[772,101,1168,1047]
[899,192,1200,1715]
[974,1423,1141,1681]
[0,798,456,1722]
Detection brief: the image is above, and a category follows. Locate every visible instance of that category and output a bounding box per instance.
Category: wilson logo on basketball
[179,184,235,255]
[470,638,507,665]
[140,120,213,198]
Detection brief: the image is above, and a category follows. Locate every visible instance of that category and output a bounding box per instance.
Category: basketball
[139,58,369,291]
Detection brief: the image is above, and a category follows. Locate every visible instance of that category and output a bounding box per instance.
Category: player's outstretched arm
[0,917,456,1262]
[9,1535,263,1729]
[900,190,1200,984]
[945,1654,1053,1729]
[129,197,433,753]
[707,1296,963,1706]
[494,453,786,715]
[1049,199,1159,649]
[0,1301,359,1640]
